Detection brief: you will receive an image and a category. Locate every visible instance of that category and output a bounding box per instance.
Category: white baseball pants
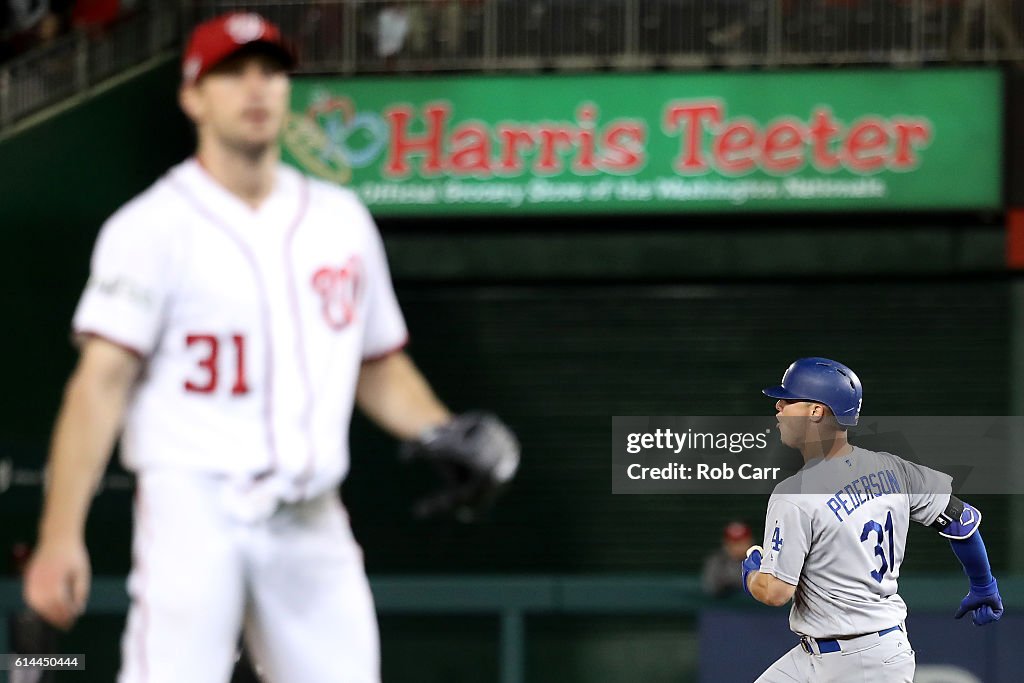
[754,629,915,683]
[117,470,379,683]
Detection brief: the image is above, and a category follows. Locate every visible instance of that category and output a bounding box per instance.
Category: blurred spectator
[9,0,48,37]
[300,1,348,64]
[707,0,752,50]
[701,521,754,598]
[372,0,478,63]
[2,0,50,58]
[424,0,482,59]
[71,0,120,33]
[435,0,465,57]
[404,1,429,55]
[1,0,86,62]
[950,0,1021,56]
[377,2,410,58]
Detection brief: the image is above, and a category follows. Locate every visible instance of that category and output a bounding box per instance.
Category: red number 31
[184,333,250,395]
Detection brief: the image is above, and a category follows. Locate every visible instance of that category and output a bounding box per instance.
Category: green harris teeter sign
[282,69,1002,216]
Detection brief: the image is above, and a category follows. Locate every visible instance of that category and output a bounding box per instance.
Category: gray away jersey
[757,446,952,639]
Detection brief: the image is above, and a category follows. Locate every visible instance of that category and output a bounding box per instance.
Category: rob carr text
[627,462,780,480]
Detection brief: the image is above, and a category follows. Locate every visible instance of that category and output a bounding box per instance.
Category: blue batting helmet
[762,357,863,427]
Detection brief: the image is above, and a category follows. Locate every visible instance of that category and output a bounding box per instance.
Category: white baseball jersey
[73,158,407,507]
[757,446,952,639]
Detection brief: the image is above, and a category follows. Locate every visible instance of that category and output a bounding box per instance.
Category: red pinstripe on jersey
[281,180,319,491]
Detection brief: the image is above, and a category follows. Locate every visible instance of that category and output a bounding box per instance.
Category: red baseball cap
[723,521,753,542]
[182,12,295,84]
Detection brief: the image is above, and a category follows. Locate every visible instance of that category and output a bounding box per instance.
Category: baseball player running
[21,13,519,683]
[743,357,1003,682]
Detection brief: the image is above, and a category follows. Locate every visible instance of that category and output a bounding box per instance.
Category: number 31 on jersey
[184,332,249,396]
[860,511,895,583]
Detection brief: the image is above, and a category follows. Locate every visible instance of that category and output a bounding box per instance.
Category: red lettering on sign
[844,118,889,173]
[809,108,842,171]
[449,122,492,175]
[601,122,646,173]
[384,103,449,177]
[572,104,599,175]
[714,119,759,175]
[663,100,723,174]
[535,126,576,174]
[496,126,537,174]
[890,118,932,170]
[762,120,806,174]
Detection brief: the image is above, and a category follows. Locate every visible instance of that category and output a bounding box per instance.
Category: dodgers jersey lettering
[758,446,952,639]
[72,159,407,501]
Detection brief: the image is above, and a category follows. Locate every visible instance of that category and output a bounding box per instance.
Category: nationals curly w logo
[311,257,362,330]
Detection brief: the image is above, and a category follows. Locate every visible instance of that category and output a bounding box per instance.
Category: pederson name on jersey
[826,469,902,523]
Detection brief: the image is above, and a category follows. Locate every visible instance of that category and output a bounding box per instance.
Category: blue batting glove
[741,545,763,597]
[954,578,1004,626]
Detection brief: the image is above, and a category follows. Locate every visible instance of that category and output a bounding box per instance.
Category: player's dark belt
[799,625,902,655]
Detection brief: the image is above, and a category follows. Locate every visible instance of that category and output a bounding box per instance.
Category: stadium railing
[2,0,1024,134]
[0,3,180,131]
[183,0,1024,73]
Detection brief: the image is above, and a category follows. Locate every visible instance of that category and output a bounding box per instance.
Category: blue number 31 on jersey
[860,511,895,583]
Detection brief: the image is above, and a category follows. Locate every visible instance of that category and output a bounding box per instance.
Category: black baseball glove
[400,412,520,521]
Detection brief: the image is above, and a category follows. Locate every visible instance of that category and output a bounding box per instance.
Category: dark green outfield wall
[0,58,194,445]
[354,279,1011,575]
[0,61,1016,680]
